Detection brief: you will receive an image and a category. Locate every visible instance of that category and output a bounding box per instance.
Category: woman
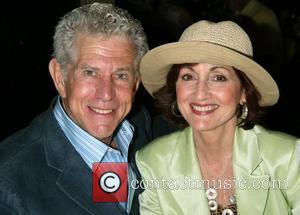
[136,20,300,215]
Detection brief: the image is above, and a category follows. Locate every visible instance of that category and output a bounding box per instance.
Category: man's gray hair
[52,3,148,77]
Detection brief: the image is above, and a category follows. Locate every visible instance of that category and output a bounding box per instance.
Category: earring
[240,103,248,120]
[171,101,182,118]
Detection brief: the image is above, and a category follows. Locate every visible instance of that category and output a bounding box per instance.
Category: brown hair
[153,64,265,130]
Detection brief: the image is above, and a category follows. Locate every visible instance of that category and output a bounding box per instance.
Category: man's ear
[49,58,66,98]
[134,77,140,93]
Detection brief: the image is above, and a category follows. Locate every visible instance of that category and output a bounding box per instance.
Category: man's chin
[90,128,115,141]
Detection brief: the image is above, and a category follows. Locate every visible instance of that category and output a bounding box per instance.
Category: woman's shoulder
[253,125,298,147]
[252,125,299,162]
[251,126,300,192]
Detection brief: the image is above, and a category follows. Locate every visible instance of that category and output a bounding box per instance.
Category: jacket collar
[233,126,262,174]
[169,126,269,215]
[233,126,269,215]
[42,100,125,215]
[170,127,197,175]
[169,127,211,214]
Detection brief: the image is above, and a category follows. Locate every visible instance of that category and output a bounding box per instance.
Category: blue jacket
[0,98,152,215]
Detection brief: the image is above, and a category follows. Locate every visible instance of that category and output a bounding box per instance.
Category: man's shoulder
[127,105,152,152]
[0,110,53,164]
[127,105,151,134]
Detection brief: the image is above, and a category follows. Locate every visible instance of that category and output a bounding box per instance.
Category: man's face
[50,34,139,141]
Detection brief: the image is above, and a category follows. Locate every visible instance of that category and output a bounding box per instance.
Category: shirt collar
[53,97,134,168]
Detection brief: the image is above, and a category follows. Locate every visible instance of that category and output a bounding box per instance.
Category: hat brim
[140,42,279,106]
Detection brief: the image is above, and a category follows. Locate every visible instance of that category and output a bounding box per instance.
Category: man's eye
[84,70,96,76]
[181,74,193,81]
[213,75,227,81]
[115,73,129,80]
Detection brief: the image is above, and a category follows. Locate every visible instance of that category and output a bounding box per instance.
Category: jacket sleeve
[0,179,29,215]
[135,150,163,215]
[288,139,300,214]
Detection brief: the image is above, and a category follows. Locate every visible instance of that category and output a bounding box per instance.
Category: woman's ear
[49,58,66,98]
[240,88,246,105]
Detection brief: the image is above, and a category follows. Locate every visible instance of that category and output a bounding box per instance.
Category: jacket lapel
[169,127,211,215]
[56,151,125,215]
[126,105,152,214]
[127,147,140,214]
[169,126,270,215]
[233,127,269,215]
[42,106,125,215]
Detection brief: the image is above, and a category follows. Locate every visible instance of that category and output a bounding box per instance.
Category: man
[0,3,150,214]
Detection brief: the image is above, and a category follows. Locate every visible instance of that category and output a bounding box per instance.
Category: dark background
[1,0,299,141]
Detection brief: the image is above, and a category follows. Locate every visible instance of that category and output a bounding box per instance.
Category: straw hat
[140,20,279,106]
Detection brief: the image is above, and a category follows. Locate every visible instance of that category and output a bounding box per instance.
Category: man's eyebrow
[77,64,99,70]
[115,67,132,72]
[77,64,133,73]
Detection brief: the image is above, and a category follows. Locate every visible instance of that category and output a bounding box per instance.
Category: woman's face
[176,63,245,132]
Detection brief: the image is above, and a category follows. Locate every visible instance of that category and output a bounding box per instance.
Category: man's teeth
[91,108,113,114]
[192,105,218,111]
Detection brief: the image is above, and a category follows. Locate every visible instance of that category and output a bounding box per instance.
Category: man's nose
[96,77,115,101]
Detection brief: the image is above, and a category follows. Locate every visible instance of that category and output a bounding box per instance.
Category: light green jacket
[136,125,300,214]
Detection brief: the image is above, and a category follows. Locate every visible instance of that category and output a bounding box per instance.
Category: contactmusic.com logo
[92,162,128,202]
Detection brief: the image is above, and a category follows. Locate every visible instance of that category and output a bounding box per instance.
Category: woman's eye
[84,70,96,76]
[213,75,227,81]
[181,74,193,81]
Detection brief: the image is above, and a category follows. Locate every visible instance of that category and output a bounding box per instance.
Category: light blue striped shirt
[53,98,135,213]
